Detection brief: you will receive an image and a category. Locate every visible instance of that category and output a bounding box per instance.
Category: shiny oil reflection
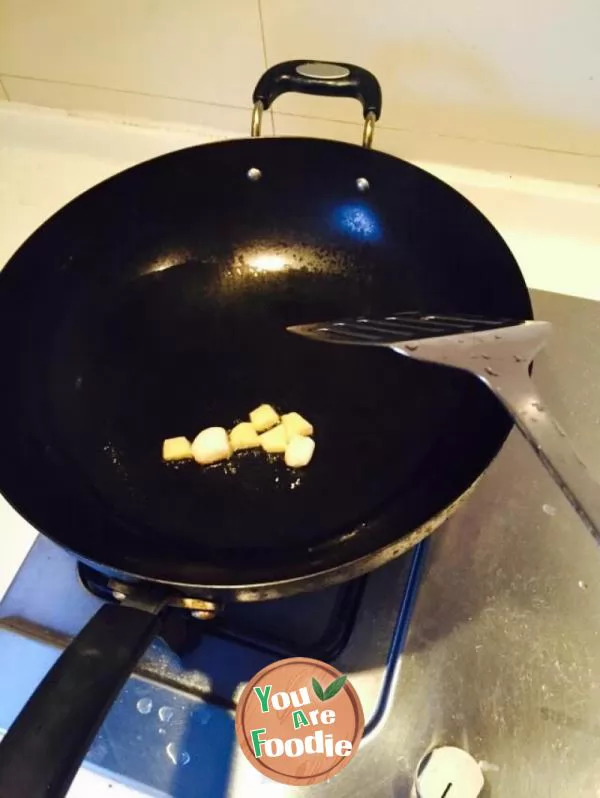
[141,250,192,276]
[245,253,288,272]
[331,203,381,241]
[232,243,346,278]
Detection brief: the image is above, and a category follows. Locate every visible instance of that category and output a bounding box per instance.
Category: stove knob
[415,746,484,798]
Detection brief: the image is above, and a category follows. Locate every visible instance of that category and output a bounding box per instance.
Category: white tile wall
[0,0,599,181]
[0,0,264,107]
[262,0,600,156]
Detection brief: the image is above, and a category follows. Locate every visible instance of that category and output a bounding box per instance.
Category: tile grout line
[2,72,598,162]
[257,0,269,70]
[272,110,600,160]
[256,0,275,136]
[0,72,251,114]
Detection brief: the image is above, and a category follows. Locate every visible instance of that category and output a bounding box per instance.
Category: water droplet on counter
[532,401,545,412]
[136,697,153,715]
[551,419,568,438]
[513,355,526,363]
[158,728,166,735]
[484,366,500,377]
[166,742,191,766]
[198,705,212,725]
[542,504,557,517]
[578,580,588,590]
[479,760,500,773]
[158,706,174,723]
[405,343,419,351]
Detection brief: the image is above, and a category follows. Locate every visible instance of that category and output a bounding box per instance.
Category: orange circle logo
[235,657,364,786]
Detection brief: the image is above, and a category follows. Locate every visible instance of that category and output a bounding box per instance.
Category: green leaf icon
[312,677,325,701]
[323,674,348,700]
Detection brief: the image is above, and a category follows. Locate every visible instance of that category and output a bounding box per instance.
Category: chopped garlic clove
[230,421,260,451]
[285,435,315,468]
[191,427,232,465]
[281,412,314,438]
[162,436,193,461]
[249,404,280,432]
[259,424,288,454]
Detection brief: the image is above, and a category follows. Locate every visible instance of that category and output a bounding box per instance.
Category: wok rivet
[247,167,262,181]
[356,177,370,192]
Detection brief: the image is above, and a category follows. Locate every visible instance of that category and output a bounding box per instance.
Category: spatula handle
[490,376,600,545]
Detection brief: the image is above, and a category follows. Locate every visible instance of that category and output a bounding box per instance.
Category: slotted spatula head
[288,312,600,549]
[288,311,526,347]
[287,311,552,375]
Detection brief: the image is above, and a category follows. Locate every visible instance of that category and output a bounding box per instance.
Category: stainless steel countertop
[320,289,600,797]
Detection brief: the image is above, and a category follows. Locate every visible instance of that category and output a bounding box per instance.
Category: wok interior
[0,138,531,584]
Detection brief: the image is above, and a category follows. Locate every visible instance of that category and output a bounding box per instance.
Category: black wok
[0,61,531,797]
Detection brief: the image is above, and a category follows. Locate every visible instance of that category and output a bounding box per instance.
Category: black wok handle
[251,60,382,147]
[0,596,168,798]
[253,60,382,119]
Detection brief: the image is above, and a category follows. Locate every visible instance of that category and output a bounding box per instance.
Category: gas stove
[1,103,599,797]
[0,535,426,797]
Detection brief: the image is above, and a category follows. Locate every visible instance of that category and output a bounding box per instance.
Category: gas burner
[0,535,424,797]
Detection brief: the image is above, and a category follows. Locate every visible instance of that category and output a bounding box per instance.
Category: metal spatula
[288,312,600,545]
